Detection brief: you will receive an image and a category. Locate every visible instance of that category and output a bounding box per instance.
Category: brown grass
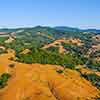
[0,50,99,100]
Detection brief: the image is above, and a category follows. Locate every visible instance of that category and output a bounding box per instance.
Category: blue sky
[0,0,100,28]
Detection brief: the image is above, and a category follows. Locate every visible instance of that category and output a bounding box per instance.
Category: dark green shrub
[56,70,63,74]
[9,63,15,68]
[0,73,11,88]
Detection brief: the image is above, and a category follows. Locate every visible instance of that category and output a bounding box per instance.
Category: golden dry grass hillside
[42,38,84,54]
[0,50,100,100]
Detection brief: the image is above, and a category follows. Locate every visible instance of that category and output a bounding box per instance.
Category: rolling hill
[0,26,100,100]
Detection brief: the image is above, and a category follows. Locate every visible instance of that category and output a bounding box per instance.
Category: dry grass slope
[0,50,100,100]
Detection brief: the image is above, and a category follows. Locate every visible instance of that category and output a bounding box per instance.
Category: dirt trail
[0,50,100,100]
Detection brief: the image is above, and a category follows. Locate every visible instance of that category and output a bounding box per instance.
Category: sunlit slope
[0,50,100,100]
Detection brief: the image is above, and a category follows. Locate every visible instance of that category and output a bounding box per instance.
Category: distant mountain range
[55,26,100,33]
[0,26,100,33]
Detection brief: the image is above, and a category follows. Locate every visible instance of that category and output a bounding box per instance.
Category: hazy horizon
[0,0,100,29]
[1,25,100,30]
